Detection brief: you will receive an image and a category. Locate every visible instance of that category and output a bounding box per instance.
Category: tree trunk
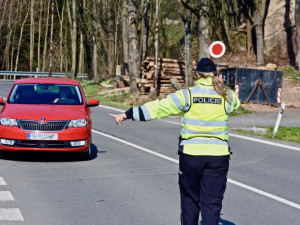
[0,0,8,40]
[295,0,300,70]
[37,0,43,72]
[15,7,30,72]
[253,10,264,66]
[92,0,98,82]
[42,0,50,72]
[71,0,77,78]
[78,31,84,74]
[221,0,232,51]
[140,0,150,65]
[247,17,254,57]
[30,0,35,72]
[128,0,138,95]
[107,0,115,78]
[198,1,210,60]
[56,0,65,73]
[2,2,13,70]
[253,0,267,66]
[184,0,193,87]
[122,0,129,76]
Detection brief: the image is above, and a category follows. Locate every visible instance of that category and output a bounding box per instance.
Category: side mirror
[86,99,99,107]
[0,97,5,106]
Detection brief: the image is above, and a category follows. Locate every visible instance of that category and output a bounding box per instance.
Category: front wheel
[81,140,92,161]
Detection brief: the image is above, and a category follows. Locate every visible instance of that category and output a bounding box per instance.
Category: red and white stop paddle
[209,41,226,58]
[208,41,226,72]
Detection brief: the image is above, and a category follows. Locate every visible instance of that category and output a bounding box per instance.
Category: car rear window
[7,84,83,105]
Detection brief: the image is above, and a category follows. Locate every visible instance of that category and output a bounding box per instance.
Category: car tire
[81,140,92,161]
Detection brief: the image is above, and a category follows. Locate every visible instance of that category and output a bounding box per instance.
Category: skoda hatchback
[0,78,99,160]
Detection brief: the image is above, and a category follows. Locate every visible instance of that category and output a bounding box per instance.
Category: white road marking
[163,120,300,152]
[0,191,14,202]
[0,208,24,221]
[0,178,25,221]
[98,104,125,113]
[0,177,7,185]
[229,133,300,152]
[100,104,300,151]
[93,129,300,210]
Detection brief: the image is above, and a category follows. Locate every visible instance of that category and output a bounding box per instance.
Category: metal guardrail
[0,71,88,79]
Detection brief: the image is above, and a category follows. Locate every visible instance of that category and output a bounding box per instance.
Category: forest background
[0,0,299,96]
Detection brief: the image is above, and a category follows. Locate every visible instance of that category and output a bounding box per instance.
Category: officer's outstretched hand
[109,113,127,125]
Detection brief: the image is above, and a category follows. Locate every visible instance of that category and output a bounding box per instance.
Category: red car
[0,77,99,160]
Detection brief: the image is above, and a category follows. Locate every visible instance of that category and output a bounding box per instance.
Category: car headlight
[68,119,87,128]
[0,118,18,127]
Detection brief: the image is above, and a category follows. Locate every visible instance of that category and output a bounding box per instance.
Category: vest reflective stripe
[169,89,190,112]
[141,105,151,121]
[179,138,230,156]
[181,128,228,136]
[180,138,228,146]
[182,118,228,127]
[133,107,140,121]
[190,85,218,95]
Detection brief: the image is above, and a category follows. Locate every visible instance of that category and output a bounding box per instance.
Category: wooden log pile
[119,57,197,97]
[138,57,189,96]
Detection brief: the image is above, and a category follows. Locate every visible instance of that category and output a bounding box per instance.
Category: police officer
[110,58,240,225]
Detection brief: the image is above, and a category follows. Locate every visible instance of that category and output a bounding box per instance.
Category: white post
[273,102,286,138]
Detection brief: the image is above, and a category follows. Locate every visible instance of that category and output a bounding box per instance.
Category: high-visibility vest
[130,77,240,156]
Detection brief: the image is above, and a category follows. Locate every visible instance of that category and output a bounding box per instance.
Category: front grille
[18,120,69,131]
[14,140,72,148]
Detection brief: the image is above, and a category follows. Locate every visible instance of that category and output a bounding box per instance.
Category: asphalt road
[0,80,300,225]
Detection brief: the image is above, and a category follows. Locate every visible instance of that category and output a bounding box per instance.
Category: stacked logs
[138,57,189,96]
[119,57,197,97]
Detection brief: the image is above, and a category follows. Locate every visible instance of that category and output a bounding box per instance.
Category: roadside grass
[233,126,300,144]
[79,79,253,116]
[279,66,300,82]
[230,106,252,116]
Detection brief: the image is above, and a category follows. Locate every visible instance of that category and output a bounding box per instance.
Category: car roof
[14,77,80,85]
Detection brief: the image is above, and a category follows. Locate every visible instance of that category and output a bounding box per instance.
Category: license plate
[27,133,58,140]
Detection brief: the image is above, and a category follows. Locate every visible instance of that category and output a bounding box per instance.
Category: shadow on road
[200,217,235,225]
[0,144,99,162]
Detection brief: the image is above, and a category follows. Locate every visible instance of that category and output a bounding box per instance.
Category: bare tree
[128,0,138,94]
[15,4,30,72]
[181,0,210,60]
[93,0,99,82]
[296,0,300,70]
[2,1,13,70]
[30,0,35,71]
[253,0,267,66]
[56,0,65,73]
[0,0,9,39]
[107,0,115,78]
[37,0,44,72]
[67,0,78,78]
[140,0,150,64]
[42,0,51,72]
[122,0,129,76]
[182,0,194,87]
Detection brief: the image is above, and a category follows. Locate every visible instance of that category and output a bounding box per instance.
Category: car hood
[1,104,88,121]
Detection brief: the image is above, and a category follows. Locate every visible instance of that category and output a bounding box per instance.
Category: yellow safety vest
[131,77,240,156]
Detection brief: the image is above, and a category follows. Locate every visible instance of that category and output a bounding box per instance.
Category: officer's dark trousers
[178,154,229,225]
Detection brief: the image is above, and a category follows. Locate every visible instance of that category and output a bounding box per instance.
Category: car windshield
[7,84,83,105]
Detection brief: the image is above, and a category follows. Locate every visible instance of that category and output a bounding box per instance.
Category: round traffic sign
[209,41,225,58]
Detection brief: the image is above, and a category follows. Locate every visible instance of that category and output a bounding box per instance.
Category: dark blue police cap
[196,58,217,72]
